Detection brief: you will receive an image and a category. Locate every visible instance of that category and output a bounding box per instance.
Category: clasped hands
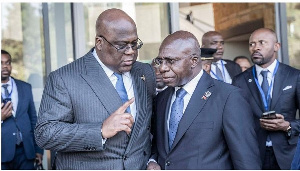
[1,102,13,121]
[102,98,135,138]
[260,113,290,131]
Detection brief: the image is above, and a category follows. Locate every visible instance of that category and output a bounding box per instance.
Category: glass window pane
[286,3,300,69]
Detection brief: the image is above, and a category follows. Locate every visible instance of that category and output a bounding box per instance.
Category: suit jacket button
[166,161,170,166]
[13,133,16,135]
[123,156,128,160]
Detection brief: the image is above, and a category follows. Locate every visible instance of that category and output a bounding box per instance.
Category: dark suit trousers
[262,146,281,170]
[1,143,35,170]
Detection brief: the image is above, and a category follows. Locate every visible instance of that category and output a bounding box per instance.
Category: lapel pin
[202,91,211,100]
[248,79,252,82]
[141,75,146,81]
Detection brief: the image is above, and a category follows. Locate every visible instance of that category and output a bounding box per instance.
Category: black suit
[232,63,300,169]
[152,71,261,169]
[223,59,242,79]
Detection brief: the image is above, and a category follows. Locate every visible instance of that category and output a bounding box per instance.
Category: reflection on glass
[286,3,300,69]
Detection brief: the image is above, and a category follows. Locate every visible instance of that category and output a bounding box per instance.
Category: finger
[121,125,132,134]
[121,119,133,128]
[116,98,135,114]
[275,114,284,119]
[1,103,3,108]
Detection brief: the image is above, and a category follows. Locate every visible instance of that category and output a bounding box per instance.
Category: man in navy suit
[1,50,43,169]
[232,28,300,169]
[147,31,261,170]
[201,31,241,83]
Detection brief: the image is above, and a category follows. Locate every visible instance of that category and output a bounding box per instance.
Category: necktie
[212,62,224,81]
[169,88,187,149]
[114,73,130,113]
[261,70,269,99]
[2,84,9,98]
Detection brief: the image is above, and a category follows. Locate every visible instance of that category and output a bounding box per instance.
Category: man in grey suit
[147,31,261,169]
[35,9,156,169]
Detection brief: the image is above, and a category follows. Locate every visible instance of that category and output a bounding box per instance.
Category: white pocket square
[283,85,292,91]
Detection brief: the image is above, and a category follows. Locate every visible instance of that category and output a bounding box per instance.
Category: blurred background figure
[200,48,216,74]
[234,56,252,72]
[151,59,167,94]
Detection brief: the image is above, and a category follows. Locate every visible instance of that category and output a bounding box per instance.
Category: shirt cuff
[101,129,107,145]
[147,159,157,166]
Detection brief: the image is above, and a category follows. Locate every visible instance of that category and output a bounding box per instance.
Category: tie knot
[261,70,268,78]
[176,88,187,98]
[2,84,8,89]
[114,73,122,80]
[212,62,217,66]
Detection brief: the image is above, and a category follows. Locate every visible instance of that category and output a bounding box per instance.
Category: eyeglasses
[154,55,198,67]
[154,57,184,67]
[98,35,143,53]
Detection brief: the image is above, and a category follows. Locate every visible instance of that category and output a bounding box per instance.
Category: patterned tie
[169,88,187,149]
[114,73,130,113]
[2,84,9,98]
[212,62,224,81]
[261,70,269,100]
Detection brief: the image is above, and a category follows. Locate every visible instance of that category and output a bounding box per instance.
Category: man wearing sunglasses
[35,8,156,169]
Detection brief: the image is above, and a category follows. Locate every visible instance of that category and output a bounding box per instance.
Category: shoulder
[279,63,300,75]
[13,78,31,88]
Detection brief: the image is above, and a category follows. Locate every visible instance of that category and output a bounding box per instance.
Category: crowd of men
[2,8,300,170]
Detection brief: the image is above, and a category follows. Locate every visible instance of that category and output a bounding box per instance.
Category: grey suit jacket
[35,49,156,169]
[232,63,300,169]
[152,71,261,169]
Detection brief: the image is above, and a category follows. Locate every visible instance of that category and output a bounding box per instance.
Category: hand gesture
[1,102,13,121]
[102,98,135,139]
[260,114,290,131]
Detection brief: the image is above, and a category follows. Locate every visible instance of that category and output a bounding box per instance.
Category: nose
[159,61,170,73]
[217,42,223,50]
[124,45,135,55]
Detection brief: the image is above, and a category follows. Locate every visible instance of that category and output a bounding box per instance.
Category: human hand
[1,102,13,121]
[102,98,135,139]
[147,161,161,170]
[260,114,290,131]
[35,153,43,165]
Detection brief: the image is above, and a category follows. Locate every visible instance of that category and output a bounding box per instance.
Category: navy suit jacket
[232,63,300,169]
[291,135,300,169]
[1,79,43,163]
[152,71,261,169]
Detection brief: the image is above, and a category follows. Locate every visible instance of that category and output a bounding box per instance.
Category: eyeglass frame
[154,54,198,67]
[97,35,143,53]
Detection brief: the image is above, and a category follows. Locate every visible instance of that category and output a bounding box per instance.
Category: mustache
[251,51,263,56]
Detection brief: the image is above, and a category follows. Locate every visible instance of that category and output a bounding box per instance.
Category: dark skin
[94,9,138,139]
[249,28,289,132]
[147,31,201,170]
[201,31,224,62]
[151,60,166,89]
[1,53,43,164]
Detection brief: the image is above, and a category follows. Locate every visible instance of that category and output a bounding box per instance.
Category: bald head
[160,31,201,57]
[95,9,136,37]
[250,28,278,43]
[201,31,222,45]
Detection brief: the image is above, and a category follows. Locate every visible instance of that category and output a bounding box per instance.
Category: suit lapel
[124,63,148,154]
[170,72,213,150]
[14,79,23,118]
[271,63,286,110]
[244,67,265,114]
[80,50,123,116]
[163,87,175,154]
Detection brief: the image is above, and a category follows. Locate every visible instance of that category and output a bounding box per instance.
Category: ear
[274,42,281,52]
[95,37,103,51]
[190,56,199,68]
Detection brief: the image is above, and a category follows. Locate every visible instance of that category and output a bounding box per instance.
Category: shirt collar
[92,49,130,78]
[1,77,12,86]
[255,59,278,76]
[216,59,226,65]
[175,70,203,96]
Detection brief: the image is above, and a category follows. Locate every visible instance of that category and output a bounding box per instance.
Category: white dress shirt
[1,77,18,117]
[210,59,232,84]
[92,49,137,120]
[255,59,278,147]
[167,70,204,130]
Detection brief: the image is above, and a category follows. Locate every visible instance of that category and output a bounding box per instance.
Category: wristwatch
[286,125,292,137]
